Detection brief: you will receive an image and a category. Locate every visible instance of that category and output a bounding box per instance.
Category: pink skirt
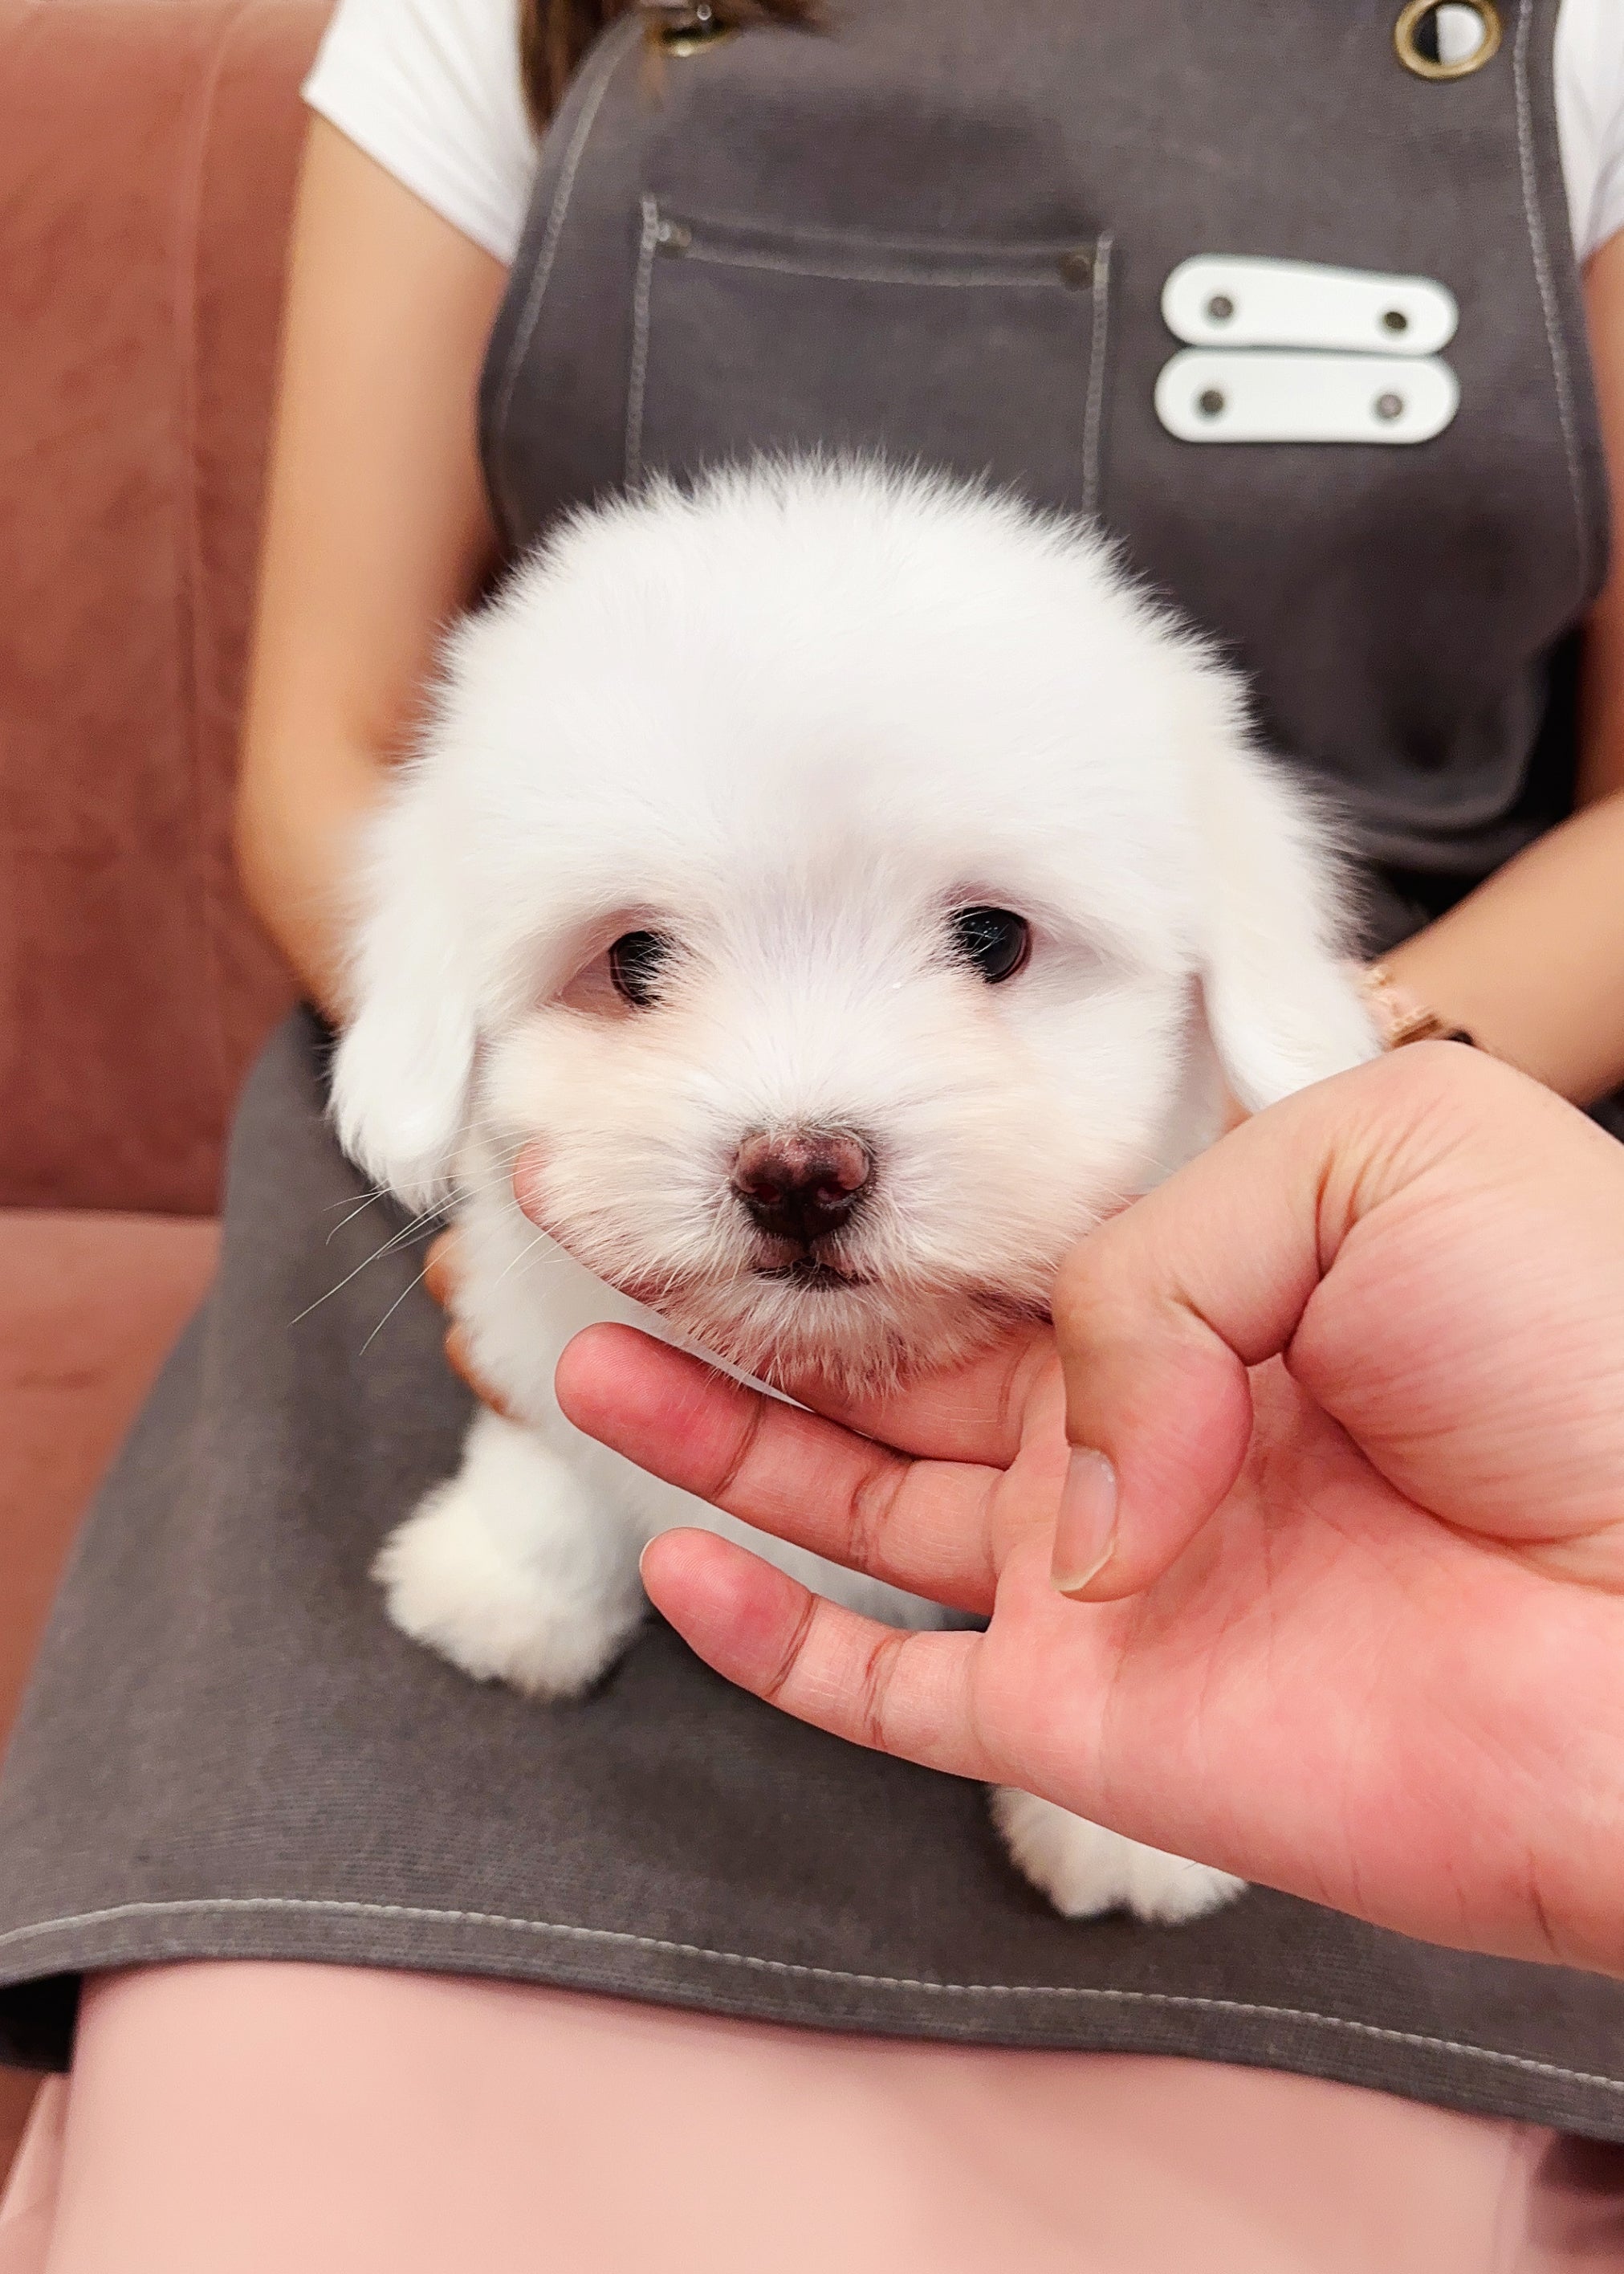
[2,1963,1621,2272]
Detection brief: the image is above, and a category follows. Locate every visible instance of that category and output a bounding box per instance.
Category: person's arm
[234,117,509,1021]
[1374,233,1624,1104]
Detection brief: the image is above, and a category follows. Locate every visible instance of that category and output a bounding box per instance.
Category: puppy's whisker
[358,1262,435,1359]
[320,1184,389,1215]
[324,1192,389,1245]
[290,1212,445,1328]
[490,1225,557,1290]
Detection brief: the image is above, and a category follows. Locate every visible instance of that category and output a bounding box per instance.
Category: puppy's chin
[649,1272,1038,1399]
[509,1159,1056,1395]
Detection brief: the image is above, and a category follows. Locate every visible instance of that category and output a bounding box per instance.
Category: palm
[963,1353,1601,1963]
[560,1310,1624,1972]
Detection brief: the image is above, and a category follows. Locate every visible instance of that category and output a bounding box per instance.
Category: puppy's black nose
[732,1131,872,1247]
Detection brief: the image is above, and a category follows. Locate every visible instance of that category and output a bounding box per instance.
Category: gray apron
[4,0,1622,2141]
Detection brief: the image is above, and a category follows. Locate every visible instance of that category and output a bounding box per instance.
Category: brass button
[1394,0,1501,81]
[1059,247,1093,287]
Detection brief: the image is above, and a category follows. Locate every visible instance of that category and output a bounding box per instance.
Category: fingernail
[1051,1449,1118,1597]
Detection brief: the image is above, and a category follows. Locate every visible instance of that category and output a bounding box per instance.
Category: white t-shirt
[303,0,1624,269]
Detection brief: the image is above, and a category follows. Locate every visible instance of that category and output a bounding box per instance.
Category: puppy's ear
[1195,738,1380,1111]
[330,768,478,1215]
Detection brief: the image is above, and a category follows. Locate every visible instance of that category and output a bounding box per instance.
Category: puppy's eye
[950,907,1030,984]
[608,931,672,1008]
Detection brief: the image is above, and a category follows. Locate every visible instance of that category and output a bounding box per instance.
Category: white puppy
[334,459,1377,1926]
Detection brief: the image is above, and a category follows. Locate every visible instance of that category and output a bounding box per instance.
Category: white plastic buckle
[1162,256,1458,357]
[1155,349,1459,446]
[1156,257,1460,446]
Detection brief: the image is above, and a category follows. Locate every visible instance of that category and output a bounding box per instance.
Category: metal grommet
[1058,247,1093,287]
[1197,388,1226,419]
[656,2,739,55]
[1206,293,1235,323]
[654,218,692,253]
[1394,0,1501,81]
[1375,391,1406,421]
[1382,308,1410,334]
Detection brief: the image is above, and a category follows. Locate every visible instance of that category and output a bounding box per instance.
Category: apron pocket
[628,201,1111,516]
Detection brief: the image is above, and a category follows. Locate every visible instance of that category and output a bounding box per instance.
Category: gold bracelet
[1359,964,1478,1052]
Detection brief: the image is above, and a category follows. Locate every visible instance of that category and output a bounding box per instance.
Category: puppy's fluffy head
[335,461,1374,1392]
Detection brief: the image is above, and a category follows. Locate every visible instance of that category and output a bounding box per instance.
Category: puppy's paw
[375,1477,641,1701]
[991,1787,1244,1926]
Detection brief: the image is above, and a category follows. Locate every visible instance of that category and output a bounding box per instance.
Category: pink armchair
[0,0,330,2174]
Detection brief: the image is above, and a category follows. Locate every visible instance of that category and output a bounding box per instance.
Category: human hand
[555,1047,1624,1974]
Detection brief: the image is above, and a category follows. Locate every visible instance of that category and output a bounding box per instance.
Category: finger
[792,1326,1051,1469]
[556,1325,1003,1610]
[1050,1053,1443,1601]
[422,1230,459,1312]
[639,1529,995,1779]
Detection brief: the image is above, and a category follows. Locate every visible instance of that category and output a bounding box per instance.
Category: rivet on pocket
[655,218,693,255]
[1058,248,1093,288]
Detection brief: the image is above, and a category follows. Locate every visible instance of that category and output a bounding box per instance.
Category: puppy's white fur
[335,460,1376,1926]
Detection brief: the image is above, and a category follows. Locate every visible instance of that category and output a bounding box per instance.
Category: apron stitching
[1081,231,1113,520]
[671,244,1076,289]
[659,211,1098,259]
[1511,0,1593,608]
[625,195,662,484]
[489,14,644,484]
[2,1895,1622,2094]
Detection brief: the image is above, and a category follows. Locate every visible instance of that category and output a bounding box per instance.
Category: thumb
[1048,1061,1407,1600]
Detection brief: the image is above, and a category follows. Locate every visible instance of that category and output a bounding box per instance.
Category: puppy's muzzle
[731,1131,873,1249]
